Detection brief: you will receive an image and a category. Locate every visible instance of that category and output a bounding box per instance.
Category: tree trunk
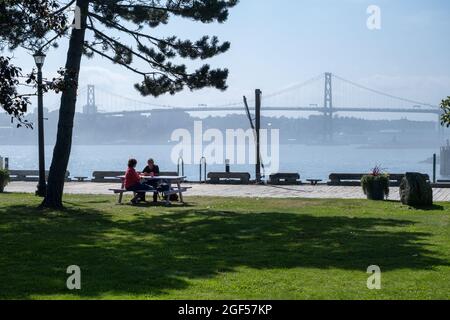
[41,0,89,209]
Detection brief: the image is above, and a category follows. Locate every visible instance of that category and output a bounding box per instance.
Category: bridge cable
[333,74,437,108]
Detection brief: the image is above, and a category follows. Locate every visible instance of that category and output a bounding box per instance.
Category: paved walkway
[5,182,450,201]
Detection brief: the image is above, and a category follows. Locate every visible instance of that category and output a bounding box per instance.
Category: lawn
[0,193,449,300]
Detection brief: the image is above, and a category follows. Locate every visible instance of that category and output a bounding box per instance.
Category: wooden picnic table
[116,175,188,205]
[306,179,323,186]
[73,176,88,182]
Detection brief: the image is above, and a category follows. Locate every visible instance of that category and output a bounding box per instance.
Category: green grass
[0,193,449,300]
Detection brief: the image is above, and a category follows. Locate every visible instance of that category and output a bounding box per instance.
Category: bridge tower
[323,72,333,140]
[83,85,97,114]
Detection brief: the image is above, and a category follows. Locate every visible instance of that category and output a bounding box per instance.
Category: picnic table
[73,176,88,182]
[111,175,188,205]
[306,179,323,186]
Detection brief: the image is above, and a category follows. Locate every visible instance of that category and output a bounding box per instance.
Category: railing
[199,157,207,183]
[177,156,185,177]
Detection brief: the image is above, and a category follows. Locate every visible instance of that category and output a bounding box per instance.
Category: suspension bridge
[74,72,443,137]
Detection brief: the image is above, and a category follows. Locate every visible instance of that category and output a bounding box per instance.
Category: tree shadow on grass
[0,203,448,299]
[384,200,445,211]
[408,204,445,211]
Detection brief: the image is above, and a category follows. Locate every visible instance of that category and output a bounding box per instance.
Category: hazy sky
[11,0,450,117]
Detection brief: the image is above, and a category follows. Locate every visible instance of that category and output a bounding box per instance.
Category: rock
[399,172,433,207]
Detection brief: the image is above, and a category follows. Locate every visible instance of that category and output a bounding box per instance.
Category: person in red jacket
[125,158,153,204]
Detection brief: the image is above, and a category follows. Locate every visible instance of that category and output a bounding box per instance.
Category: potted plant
[0,169,10,193]
[361,166,390,201]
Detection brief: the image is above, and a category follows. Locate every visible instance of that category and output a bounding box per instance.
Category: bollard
[441,142,450,177]
[433,154,437,184]
[199,157,207,183]
[225,159,230,173]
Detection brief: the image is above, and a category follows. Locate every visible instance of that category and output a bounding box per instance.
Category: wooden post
[433,153,437,184]
[255,89,262,183]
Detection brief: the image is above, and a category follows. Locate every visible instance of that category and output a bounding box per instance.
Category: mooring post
[255,89,262,183]
[433,153,437,184]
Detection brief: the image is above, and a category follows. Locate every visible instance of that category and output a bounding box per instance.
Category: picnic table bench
[73,176,88,182]
[9,170,70,182]
[92,171,124,183]
[433,180,450,188]
[269,173,301,185]
[328,173,430,187]
[207,172,251,184]
[110,175,189,205]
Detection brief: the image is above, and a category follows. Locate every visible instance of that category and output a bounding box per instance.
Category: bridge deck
[99,106,441,116]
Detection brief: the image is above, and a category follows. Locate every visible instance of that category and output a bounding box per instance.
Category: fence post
[433,153,437,183]
[255,89,262,183]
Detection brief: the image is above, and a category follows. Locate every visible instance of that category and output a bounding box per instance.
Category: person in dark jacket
[142,159,160,202]
[142,159,160,177]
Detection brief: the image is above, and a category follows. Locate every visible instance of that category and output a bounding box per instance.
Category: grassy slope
[0,193,449,300]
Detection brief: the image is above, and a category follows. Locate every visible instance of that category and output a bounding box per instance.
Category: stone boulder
[399,172,433,207]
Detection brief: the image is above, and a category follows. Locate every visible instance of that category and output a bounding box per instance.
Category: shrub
[361,174,390,198]
[361,166,390,200]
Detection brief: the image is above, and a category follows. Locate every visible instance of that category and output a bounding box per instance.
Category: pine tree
[0,0,237,208]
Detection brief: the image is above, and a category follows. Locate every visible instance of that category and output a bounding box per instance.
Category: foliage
[1,194,449,299]
[0,168,10,188]
[0,0,70,51]
[361,167,390,198]
[369,165,384,176]
[0,57,31,127]
[84,0,238,96]
[0,0,72,127]
[441,96,450,127]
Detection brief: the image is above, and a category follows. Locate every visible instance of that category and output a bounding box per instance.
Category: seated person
[142,158,160,202]
[142,158,160,177]
[124,158,154,204]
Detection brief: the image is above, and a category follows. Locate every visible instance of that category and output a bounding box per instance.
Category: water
[0,144,443,181]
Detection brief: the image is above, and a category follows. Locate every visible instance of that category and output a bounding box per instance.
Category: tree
[441,96,450,127]
[1,0,238,208]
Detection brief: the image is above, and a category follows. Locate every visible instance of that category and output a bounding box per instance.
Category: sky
[10,0,450,119]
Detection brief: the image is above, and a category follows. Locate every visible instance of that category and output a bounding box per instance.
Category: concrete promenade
[4,182,450,201]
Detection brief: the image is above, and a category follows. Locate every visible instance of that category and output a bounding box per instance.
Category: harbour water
[0,144,444,181]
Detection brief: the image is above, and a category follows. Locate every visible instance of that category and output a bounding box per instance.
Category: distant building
[33,107,49,115]
[83,104,97,115]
